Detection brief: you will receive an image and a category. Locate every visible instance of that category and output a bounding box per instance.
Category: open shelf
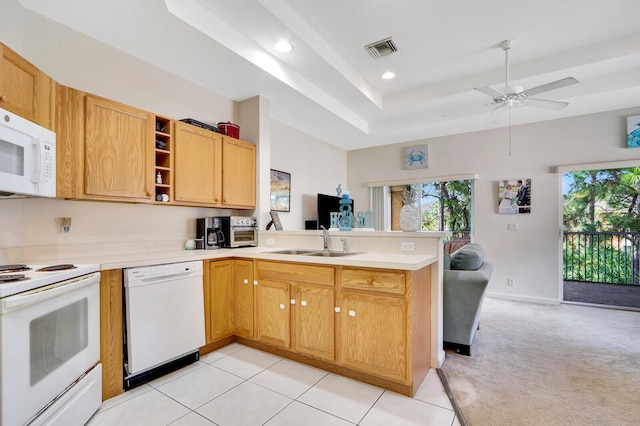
[154,116,173,203]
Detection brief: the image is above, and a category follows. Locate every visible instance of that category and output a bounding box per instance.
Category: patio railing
[563,231,640,285]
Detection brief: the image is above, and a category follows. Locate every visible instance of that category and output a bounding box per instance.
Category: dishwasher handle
[126,267,202,286]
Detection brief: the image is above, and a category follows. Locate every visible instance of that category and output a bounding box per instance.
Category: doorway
[562,168,640,309]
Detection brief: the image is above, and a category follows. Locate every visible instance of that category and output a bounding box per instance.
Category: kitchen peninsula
[2,230,447,400]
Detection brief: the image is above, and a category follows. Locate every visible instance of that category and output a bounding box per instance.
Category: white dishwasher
[123,260,205,389]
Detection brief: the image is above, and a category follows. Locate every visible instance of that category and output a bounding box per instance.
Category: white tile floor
[88,343,460,426]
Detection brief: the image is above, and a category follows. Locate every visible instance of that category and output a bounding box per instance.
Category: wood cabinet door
[174,122,222,204]
[256,279,290,348]
[0,43,54,129]
[84,96,153,200]
[234,259,254,338]
[339,292,407,381]
[222,138,256,208]
[203,260,234,344]
[292,284,335,361]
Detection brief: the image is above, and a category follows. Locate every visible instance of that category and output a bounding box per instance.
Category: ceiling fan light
[274,40,292,53]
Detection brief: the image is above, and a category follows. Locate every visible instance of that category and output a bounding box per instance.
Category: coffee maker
[196,217,225,249]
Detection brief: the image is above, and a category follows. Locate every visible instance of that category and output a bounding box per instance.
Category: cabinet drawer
[256,261,334,286]
[341,268,406,295]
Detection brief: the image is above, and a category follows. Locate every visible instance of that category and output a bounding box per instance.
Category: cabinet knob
[279,303,285,309]
[301,300,307,306]
[290,299,296,305]
[253,280,258,286]
[334,307,341,313]
[0,95,5,102]
[367,278,373,285]
[243,279,248,284]
[349,310,356,317]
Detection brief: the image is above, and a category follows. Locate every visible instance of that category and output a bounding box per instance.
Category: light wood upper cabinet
[0,42,55,130]
[173,122,255,208]
[234,259,255,338]
[174,121,222,205]
[84,96,154,200]
[222,137,256,209]
[56,86,154,202]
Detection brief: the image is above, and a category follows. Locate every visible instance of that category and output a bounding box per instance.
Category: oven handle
[0,272,100,314]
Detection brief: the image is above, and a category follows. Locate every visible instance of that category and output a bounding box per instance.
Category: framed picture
[498,179,531,214]
[627,115,640,148]
[270,169,291,212]
[269,211,283,230]
[403,144,429,170]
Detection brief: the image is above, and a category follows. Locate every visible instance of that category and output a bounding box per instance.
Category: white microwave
[0,106,56,198]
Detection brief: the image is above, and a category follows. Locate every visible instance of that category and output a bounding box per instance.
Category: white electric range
[0,262,102,426]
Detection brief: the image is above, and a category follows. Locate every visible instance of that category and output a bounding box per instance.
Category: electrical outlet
[266,238,275,246]
[508,277,515,286]
[401,242,415,251]
[508,223,518,231]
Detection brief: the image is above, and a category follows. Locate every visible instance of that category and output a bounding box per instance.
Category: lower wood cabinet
[254,261,336,361]
[99,269,124,401]
[339,291,407,381]
[196,259,432,397]
[203,260,234,344]
[255,278,290,348]
[234,259,255,338]
[292,284,335,362]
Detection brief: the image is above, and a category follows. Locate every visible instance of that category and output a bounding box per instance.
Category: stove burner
[0,274,30,283]
[37,264,77,272]
[0,264,32,273]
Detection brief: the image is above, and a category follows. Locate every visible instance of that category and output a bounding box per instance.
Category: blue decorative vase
[339,198,352,231]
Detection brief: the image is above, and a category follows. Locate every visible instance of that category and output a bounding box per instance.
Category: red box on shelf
[217,122,240,138]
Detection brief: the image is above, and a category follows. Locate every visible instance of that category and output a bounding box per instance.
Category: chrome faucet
[340,238,348,253]
[320,226,329,251]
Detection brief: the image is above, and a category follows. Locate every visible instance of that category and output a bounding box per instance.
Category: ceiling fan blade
[521,77,579,97]
[525,98,570,110]
[444,101,500,118]
[486,104,506,124]
[474,86,505,99]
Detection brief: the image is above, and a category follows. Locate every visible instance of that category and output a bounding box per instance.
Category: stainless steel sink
[265,249,362,257]
[267,249,319,255]
[304,251,363,257]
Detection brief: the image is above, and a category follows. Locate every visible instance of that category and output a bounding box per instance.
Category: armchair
[442,243,493,356]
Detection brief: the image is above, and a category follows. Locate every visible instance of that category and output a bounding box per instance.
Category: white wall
[348,107,640,304]
[269,120,347,231]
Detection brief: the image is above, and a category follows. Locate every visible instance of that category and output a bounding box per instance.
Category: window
[370,178,473,238]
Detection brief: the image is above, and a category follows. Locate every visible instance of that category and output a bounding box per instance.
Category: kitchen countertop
[80,246,437,271]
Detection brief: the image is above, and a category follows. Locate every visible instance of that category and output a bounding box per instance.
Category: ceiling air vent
[365,37,397,59]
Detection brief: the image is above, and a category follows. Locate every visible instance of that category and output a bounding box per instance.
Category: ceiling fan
[469,40,579,124]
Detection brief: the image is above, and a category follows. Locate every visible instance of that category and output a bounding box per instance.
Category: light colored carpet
[440,297,640,426]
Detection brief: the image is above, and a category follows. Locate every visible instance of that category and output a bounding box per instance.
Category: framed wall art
[498,179,531,214]
[403,144,429,170]
[627,115,640,148]
[270,169,291,212]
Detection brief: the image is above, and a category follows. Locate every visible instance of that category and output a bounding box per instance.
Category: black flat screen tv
[317,193,354,229]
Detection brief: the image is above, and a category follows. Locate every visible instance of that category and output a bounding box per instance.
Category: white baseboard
[486,292,560,305]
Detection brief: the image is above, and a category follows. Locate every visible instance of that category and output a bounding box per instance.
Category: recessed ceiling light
[274,40,292,53]
[381,71,395,80]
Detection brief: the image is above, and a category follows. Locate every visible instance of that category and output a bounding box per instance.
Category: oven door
[0,272,100,426]
[230,227,257,247]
